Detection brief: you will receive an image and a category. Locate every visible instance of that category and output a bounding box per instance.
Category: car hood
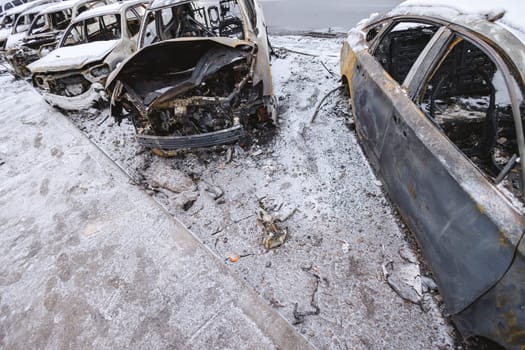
[28,39,120,73]
[106,37,252,108]
[106,37,250,88]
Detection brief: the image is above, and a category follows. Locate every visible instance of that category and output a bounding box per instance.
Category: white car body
[0,0,54,49]
[29,0,148,110]
[6,0,109,76]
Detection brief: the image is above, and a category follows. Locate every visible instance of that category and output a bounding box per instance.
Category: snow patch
[28,40,119,72]
[345,12,379,52]
[397,0,525,43]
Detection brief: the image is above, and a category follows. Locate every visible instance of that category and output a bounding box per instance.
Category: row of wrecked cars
[0,0,275,149]
[1,0,525,348]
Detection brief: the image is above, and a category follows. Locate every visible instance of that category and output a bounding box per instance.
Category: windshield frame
[138,0,247,48]
[59,12,122,47]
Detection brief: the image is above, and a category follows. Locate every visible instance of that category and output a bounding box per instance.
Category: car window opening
[373,21,441,85]
[63,14,122,46]
[126,5,146,38]
[141,0,244,47]
[419,36,525,205]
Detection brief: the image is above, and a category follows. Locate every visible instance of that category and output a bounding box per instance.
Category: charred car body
[28,0,148,110]
[106,0,276,150]
[7,0,108,77]
[340,0,525,348]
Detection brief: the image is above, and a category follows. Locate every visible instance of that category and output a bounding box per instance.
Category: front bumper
[136,124,244,150]
[41,83,106,110]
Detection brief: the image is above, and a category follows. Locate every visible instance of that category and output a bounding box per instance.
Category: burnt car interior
[63,14,122,46]
[61,5,145,46]
[142,0,245,46]
[28,9,71,36]
[23,2,106,50]
[373,22,525,205]
[13,12,36,33]
[420,37,524,201]
[112,40,263,138]
[374,22,440,85]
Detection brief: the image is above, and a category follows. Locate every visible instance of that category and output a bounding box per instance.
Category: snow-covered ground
[16,35,460,348]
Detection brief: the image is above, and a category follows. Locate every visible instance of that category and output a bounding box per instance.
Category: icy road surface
[0,36,460,348]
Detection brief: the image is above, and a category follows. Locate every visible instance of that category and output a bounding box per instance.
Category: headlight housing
[90,64,110,78]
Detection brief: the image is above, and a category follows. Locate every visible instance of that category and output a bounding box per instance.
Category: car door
[350,21,525,315]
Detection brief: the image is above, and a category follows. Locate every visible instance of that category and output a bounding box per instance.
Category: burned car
[106,0,276,150]
[0,0,30,18]
[0,0,55,51]
[6,0,108,77]
[28,0,148,110]
[340,0,525,348]
[4,2,56,52]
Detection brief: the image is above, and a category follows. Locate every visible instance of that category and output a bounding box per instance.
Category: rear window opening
[419,36,525,207]
[62,14,122,46]
[140,0,245,47]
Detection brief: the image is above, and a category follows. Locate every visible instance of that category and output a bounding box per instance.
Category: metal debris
[273,46,319,57]
[257,201,292,250]
[383,261,423,305]
[293,266,322,325]
[310,86,344,123]
[319,60,337,78]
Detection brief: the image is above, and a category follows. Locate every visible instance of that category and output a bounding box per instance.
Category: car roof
[74,0,146,21]
[149,0,198,11]
[4,0,55,16]
[37,0,83,14]
[372,0,525,85]
[394,0,525,44]
[20,2,52,15]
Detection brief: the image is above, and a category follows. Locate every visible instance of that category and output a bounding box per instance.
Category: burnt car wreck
[106,0,276,150]
[8,0,108,78]
[341,1,525,349]
[28,0,148,110]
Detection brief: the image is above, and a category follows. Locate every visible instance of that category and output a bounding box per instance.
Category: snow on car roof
[4,0,55,16]
[396,0,525,43]
[38,0,84,14]
[74,0,146,22]
[149,0,188,10]
[20,2,54,15]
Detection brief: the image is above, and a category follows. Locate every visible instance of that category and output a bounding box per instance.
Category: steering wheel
[219,17,244,39]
